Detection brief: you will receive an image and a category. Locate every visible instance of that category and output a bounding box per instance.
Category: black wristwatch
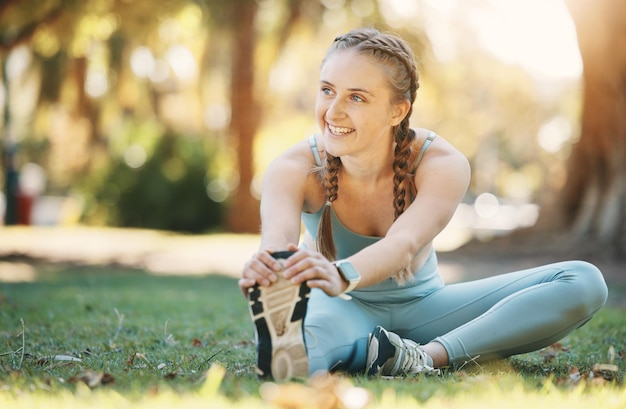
[333,259,361,300]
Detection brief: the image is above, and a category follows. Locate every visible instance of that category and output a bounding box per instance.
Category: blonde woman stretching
[239,28,608,381]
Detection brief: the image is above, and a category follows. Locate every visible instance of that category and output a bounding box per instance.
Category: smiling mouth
[328,124,354,135]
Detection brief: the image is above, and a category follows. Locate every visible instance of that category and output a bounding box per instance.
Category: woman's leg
[394,260,607,369]
[304,288,387,374]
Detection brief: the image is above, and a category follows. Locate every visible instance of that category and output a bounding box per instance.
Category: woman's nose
[326,98,346,120]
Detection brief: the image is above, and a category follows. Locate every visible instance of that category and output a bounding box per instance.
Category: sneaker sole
[248,250,310,381]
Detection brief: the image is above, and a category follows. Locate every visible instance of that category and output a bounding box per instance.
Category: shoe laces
[398,339,435,375]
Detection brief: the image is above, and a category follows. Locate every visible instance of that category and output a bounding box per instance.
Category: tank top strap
[411,130,437,174]
[308,134,323,166]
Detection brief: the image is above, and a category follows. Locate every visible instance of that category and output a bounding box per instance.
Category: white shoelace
[399,339,436,375]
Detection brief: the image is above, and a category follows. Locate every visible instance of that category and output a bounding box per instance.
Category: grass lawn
[1,263,625,408]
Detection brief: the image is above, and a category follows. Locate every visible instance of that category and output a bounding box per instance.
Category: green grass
[1,263,625,408]
[0,265,258,397]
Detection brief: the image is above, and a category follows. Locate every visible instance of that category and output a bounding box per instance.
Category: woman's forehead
[320,50,389,91]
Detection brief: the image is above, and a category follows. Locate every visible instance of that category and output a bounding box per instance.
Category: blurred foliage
[0,0,584,232]
[86,129,225,233]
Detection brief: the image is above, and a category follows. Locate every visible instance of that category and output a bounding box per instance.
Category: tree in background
[2,0,624,262]
[226,0,261,232]
[554,0,626,255]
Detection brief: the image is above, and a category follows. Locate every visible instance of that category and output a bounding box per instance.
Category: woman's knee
[564,260,608,312]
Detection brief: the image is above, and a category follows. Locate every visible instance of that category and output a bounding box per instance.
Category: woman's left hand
[282,244,348,297]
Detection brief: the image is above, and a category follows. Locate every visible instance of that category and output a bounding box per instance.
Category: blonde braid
[392,124,417,284]
[392,125,416,219]
[389,38,420,284]
[316,154,341,261]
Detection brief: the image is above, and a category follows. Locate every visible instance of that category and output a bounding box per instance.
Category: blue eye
[351,95,364,102]
[321,87,332,95]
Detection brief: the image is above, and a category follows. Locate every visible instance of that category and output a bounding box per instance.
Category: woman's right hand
[238,248,286,297]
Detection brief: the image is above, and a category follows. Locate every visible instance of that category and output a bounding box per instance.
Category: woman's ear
[390,100,411,126]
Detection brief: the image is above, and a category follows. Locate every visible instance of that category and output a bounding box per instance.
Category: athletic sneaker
[365,326,439,377]
[248,250,310,381]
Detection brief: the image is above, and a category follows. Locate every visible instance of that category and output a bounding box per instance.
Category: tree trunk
[462,0,626,258]
[2,56,19,225]
[225,0,261,233]
[68,56,103,174]
[558,0,626,255]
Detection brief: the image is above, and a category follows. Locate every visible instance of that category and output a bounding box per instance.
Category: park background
[2,0,625,245]
[1,0,625,283]
[1,0,626,407]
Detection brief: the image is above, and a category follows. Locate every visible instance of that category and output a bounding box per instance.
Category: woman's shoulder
[413,127,444,145]
[413,128,465,157]
[269,136,321,169]
[264,135,325,213]
[264,135,324,189]
[411,128,470,177]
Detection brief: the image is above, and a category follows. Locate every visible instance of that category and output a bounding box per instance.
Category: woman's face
[315,49,408,158]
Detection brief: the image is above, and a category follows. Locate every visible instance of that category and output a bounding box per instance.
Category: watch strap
[333,260,360,300]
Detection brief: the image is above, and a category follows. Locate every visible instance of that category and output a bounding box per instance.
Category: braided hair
[316,28,420,284]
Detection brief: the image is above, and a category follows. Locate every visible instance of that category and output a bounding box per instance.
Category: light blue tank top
[301,132,444,299]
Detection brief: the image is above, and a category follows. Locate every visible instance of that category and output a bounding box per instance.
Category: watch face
[337,260,360,281]
[271,250,296,260]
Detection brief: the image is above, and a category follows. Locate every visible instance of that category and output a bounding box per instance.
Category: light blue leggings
[304,259,608,373]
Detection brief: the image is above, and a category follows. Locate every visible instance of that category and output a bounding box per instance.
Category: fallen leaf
[608,346,616,363]
[540,342,570,354]
[52,355,82,362]
[591,363,619,381]
[568,367,581,384]
[540,343,570,363]
[259,372,371,409]
[164,372,178,380]
[542,351,557,363]
[37,355,82,366]
[126,352,152,369]
[193,338,203,347]
[101,373,115,385]
[590,376,607,386]
[126,353,136,368]
[260,382,326,409]
[69,370,108,388]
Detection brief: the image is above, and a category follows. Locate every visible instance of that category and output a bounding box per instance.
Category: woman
[239,27,608,381]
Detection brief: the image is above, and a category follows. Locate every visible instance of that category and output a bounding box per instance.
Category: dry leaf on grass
[52,354,83,362]
[568,366,582,384]
[260,372,371,409]
[539,342,570,363]
[126,352,152,369]
[562,362,619,386]
[37,354,83,366]
[69,370,115,388]
[164,371,178,380]
[590,363,619,381]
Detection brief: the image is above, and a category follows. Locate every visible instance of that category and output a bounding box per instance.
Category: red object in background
[17,192,33,225]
